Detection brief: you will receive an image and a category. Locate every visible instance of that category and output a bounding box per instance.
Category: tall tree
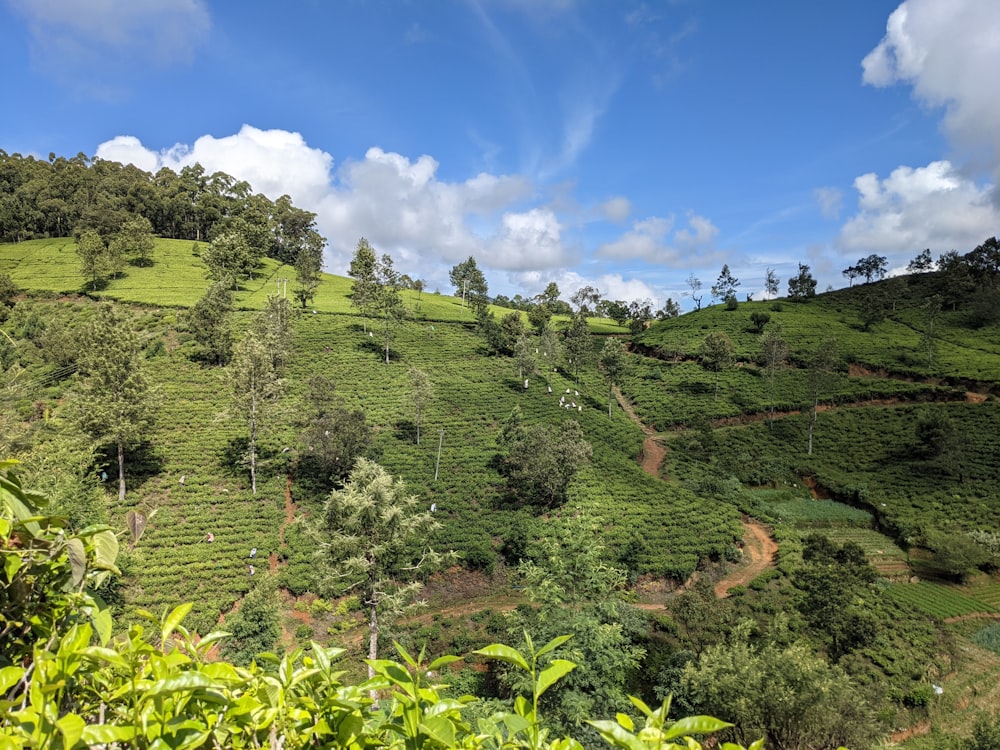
[230,328,282,495]
[711,264,740,304]
[570,285,601,316]
[598,337,628,417]
[787,263,817,300]
[202,230,257,288]
[856,254,888,284]
[348,238,378,333]
[257,294,294,375]
[317,458,451,687]
[293,240,323,309]
[698,331,734,401]
[805,338,840,455]
[188,279,234,365]
[374,253,406,364]
[686,273,704,310]
[74,303,155,502]
[657,297,681,319]
[758,325,789,428]
[110,215,156,267]
[907,249,934,274]
[449,256,488,313]
[76,228,108,291]
[514,332,536,386]
[563,313,591,385]
[408,367,432,445]
[764,267,780,299]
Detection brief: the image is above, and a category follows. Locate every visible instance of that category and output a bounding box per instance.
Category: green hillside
[3,232,1000,748]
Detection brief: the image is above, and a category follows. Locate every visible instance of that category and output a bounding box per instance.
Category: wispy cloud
[8,0,210,95]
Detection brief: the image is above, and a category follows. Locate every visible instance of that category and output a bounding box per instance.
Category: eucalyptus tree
[229,328,282,495]
[349,237,378,332]
[598,337,628,417]
[764,267,780,299]
[698,331,734,401]
[293,240,323,309]
[787,263,817,300]
[74,303,155,502]
[408,367,432,445]
[317,458,451,686]
[758,324,789,428]
[202,230,257,288]
[563,313,591,385]
[374,253,406,364]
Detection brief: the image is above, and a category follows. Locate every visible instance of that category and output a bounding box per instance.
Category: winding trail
[612,385,777,598]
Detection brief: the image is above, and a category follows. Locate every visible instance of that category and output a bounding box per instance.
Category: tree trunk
[117,440,126,503]
[367,589,379,701]
[249,392,258,495]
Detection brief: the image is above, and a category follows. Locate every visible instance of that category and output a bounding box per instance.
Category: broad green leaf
[0,666,24,694]
[82,725,137,744]
[421,715,456,746]
[3,552,20,581]
[427,654,461,672]
[535,633,573,659]
[749,741,766,750]
[663,715,732,740]
[587,720,645,750]
[160,602,193,644]
[66,537,87,587]
[472,643,529,672]
[628,695,655,719]
[91,606,113,646]
[57,712,86,748]
[616,713,634,731]
[91,529,120,573]
[536,659,576,699]
[80,647,129,669]
[143,671,214,699]
[311,640,330,672]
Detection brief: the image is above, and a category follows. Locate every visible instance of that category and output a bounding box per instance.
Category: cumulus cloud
[596,212,720,266]
[9,0,210,86]
[512,269,661,308]
[95,126,566,285]
[813,187,843,219]
[839,160,1000,254]
[862,0,1000,174]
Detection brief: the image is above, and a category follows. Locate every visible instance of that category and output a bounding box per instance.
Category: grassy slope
[0,237,733,634]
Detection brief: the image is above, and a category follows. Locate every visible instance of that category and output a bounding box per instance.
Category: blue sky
[2,0,999,309]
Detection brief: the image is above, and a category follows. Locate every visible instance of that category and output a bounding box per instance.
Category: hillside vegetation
[2,157,1000,747]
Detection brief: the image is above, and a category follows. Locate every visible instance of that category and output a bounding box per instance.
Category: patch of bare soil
[714,520,778,598]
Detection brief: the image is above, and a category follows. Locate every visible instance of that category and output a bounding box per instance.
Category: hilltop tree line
[0,149,326,305]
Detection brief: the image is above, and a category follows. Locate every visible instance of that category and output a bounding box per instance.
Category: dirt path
[613,385,667,478]
[714,521,778,597]
[612,384,777,597]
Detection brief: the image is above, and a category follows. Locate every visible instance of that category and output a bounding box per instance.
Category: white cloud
[596,212,720,266]
[95,127,561,286]
[813,187,843,219]
[863,0,1000,174]
[839,160,1000,254]
[600,196,632,223]
[487,209,570,270]
[512,269,660,308]
[9,0,210,82]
